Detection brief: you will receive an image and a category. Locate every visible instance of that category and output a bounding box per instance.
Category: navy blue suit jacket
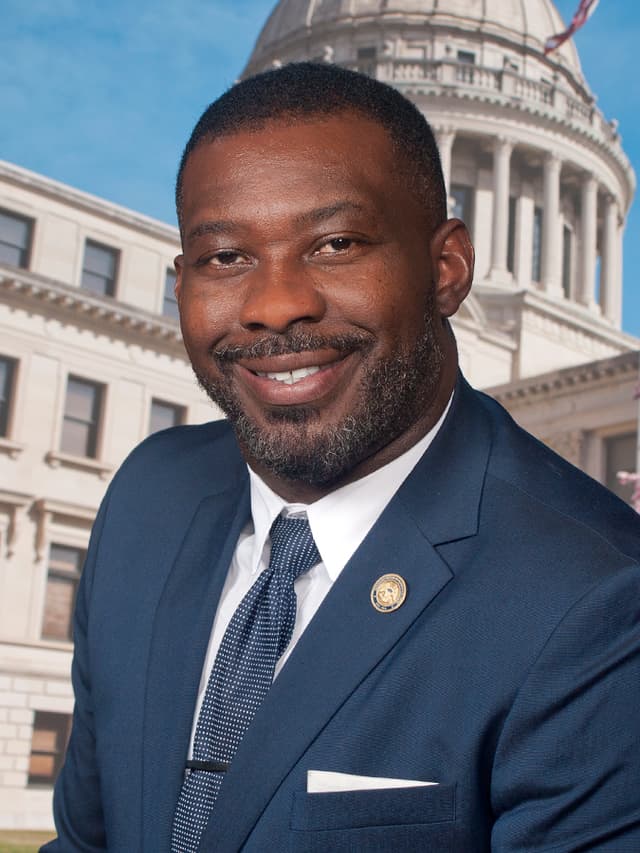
[44,378,640,851]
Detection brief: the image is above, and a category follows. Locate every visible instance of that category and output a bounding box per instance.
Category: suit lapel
[201,379,493,852]
[141,478,250,852]
[202,499,454,851]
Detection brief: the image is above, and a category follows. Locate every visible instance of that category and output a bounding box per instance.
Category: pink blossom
[617,471,640,513]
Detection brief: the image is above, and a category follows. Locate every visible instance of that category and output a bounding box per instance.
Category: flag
[544,0,600,55]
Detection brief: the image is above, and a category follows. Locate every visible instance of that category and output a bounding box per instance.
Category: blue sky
[1,0,638,335]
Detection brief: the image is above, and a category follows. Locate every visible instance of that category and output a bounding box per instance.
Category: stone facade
[0,0,638,832]
[0,161,222,829]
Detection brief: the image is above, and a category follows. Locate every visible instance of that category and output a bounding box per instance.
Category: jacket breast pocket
[289,783,456,852]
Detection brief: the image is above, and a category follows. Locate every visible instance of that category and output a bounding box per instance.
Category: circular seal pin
[370,573,407,613]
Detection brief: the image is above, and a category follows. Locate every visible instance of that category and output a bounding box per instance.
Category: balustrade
[369,57,616,144]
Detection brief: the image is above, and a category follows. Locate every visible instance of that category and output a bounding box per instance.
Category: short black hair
[175,62,446,233]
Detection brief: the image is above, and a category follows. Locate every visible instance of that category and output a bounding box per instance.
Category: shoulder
[107,418,244,503]
[436,385,640,694]
[84,418,248,589]
[124,418,236,464]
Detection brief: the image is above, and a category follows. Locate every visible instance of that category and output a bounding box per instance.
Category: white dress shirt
[188,396,452,752]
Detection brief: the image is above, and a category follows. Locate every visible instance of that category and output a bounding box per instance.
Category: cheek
[319,258,404,325]
[340,260,429,337]
[179,287,239,351]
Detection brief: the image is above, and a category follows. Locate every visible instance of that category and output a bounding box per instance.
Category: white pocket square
[307,770,438,793]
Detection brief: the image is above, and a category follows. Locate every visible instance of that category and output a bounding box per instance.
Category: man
[44,64,640,851]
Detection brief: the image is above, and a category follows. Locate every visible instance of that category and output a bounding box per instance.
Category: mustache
[212,330,374,363]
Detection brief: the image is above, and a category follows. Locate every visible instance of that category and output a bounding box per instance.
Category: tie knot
[269,514,320,581]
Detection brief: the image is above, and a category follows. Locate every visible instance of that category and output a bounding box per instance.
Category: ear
[174,254,184,303]
[430,218,474,318]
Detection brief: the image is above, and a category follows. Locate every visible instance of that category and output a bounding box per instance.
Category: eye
[314,237,355,255]
[194,248,252,271]
[209,250,250,267]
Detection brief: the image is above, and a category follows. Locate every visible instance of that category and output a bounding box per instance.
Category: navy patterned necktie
[171,514,320,852]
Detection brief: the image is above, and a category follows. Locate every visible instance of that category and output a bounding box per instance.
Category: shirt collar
[248,393,453,579]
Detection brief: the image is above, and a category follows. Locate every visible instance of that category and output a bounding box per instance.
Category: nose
[239,260,326,333]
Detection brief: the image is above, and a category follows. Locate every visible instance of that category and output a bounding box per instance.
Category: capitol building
[0,0,638,830]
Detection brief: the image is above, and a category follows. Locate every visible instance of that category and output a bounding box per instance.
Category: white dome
[246,0,582,79]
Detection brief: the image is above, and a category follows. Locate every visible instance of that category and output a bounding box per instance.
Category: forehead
[194,111,396,164]
[180,114,402,210]
[182,113,424,230]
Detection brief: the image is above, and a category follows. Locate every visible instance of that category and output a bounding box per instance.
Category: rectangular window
[81,239,119,297]
[456,50,476,83]
[562,225,572,298]
[0,355,16,437]
[41,543,85,641]
[507,196,517,274]
[450,184,474,234]
[163,268,179,319]
[531,206,543,283]
[149,398,184,435]
[61,376,103,458]
[28,711,72,786]
[357,46,377,77]
[604,432,638,505]
[0,208,33,268]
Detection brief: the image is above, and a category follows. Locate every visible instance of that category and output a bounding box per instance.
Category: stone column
[435,127,455,198]
[577,174,598,309]
[617,220,625,325]
[541,153,562,296]
[601,195,621,325]
[515,184,534,288]
[490,137,513,281]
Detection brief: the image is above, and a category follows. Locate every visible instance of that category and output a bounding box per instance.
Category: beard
[193,313,445,489]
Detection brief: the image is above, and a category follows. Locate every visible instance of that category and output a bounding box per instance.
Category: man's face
[176,114,457,494]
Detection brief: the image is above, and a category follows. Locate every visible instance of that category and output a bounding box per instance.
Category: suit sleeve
[490,562,640,851]
[40,491,112,853]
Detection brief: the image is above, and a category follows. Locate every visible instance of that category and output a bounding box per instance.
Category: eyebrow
[297,201,366,226]
[187,220,236,241]
[185,201,367,243]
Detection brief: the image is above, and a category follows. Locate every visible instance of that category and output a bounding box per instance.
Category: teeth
[256,365,322,385]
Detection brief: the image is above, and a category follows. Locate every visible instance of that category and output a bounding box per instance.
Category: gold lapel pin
[371,573,407,613]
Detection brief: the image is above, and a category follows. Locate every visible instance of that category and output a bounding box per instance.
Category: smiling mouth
[215,332,374,405]
[253,365,325,385]
[234,351,356,408]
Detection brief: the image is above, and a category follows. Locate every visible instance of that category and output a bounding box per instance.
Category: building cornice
[0,265,187,357]
[0,160,180,246]
[475,285,640,352]
[451,310,517,351]
[488,350,640,405]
